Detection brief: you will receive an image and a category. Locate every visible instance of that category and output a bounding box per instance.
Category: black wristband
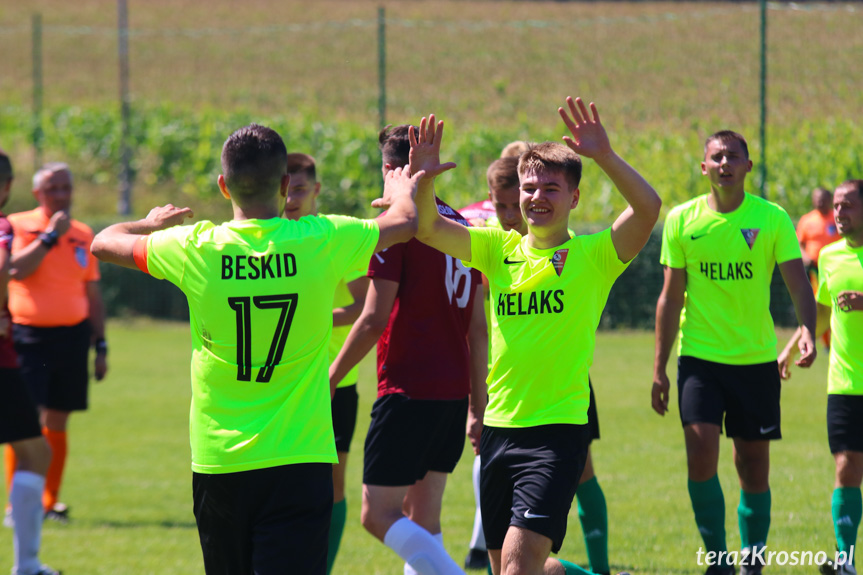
[94,338,108,354]
[39,230,59,249]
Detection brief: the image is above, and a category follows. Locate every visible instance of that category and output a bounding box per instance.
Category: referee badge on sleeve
[75,246,89,267]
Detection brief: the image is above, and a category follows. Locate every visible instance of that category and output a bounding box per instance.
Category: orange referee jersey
[796,209,839,265]
[7,208,100,327]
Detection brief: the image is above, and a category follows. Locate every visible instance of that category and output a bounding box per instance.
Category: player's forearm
[332,302,363,327]
[10,239,51,279]
[654,295,682,376]
[788,277,817,337]
[87,284,106,341]
[329,316,385,389]
[467,337,488,415]
[415,179,443,241]
[595,151,661,222]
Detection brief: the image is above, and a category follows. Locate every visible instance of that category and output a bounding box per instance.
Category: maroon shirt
[369,198,481,400]
[0,213,19,368]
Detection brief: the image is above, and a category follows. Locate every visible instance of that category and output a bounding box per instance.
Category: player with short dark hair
[779,179,863,575]
[282,151,369,575]
[90,123,424,574]
[0,150,60,575]
[329,122,487,575]
[653,130,817,575]
[392,97,658,575]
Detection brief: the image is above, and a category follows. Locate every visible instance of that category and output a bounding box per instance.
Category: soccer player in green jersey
[652,130,817,575]
[463,152,614,575]
[90,124,424,574]
[380,96,659,575]
[778,179,863,575]
[282,152,370,575]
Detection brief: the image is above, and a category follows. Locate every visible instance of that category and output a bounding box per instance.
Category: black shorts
[479,424,590,554]
[677,356,781,441]
[13,321,91,412]
[332,384,358,453]
[587,379,600,443]
[193,463,333,575]
[363,393,468,486]
[827,394,863,454]
[0,368,43,444]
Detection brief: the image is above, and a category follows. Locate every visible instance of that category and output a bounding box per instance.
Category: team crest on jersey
[551,249,568,276]
[75,246,88,268]
[740,228,760,250]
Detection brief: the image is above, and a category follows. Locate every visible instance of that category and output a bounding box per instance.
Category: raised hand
[142,204,194,232]
[371,166,427,209]
[559,97,613,161]
[408,114,457,180]
[47,210,71,237]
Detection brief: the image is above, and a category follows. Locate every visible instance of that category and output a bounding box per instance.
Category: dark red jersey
[370,198,481,400]
[0,213,19,369]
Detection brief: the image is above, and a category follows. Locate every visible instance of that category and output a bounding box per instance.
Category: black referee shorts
[13,321,91,412]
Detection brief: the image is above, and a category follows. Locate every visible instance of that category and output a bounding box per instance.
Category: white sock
[384,517,463,575]
[405,533,445,575]
[10,470,45,575]
[468,455,486,550]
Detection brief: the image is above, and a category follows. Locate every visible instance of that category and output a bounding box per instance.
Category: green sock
[557,558,593,575]
[326,498,347,575]
[688,476,729,563]
[576,477,609,574]
[833,487,862,563]
[738,489,771,551]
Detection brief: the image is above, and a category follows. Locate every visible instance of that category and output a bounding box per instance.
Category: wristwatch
[38,229,59,249]
[94,338,108,355]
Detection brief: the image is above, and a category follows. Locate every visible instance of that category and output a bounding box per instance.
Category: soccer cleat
[819,560,857,575]
[15,566,62,575]
[44,502,69,524]
[464,548,489,570]
[704,565,735,575]
[740,563,762,575]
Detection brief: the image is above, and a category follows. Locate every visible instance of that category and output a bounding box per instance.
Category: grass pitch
[0,322,836,574]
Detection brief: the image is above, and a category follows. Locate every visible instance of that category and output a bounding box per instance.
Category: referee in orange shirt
[4,162,107,523]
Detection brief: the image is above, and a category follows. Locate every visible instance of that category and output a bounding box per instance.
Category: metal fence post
[378,6,386,130]
[32,13,43,172]
[118,0,132,215]
[759,0,767,198]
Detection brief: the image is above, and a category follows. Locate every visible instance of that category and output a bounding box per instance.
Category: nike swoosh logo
[504,257,525,265]
[691,234,708,240]
[759,425,778,434]
[523,509,550,519]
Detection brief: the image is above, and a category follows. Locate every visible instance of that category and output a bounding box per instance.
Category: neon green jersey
[660,193,801,364]
[816,239,863,395]
[330,269,366,389]
[464,227,628,427]
[145,215,379,474]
